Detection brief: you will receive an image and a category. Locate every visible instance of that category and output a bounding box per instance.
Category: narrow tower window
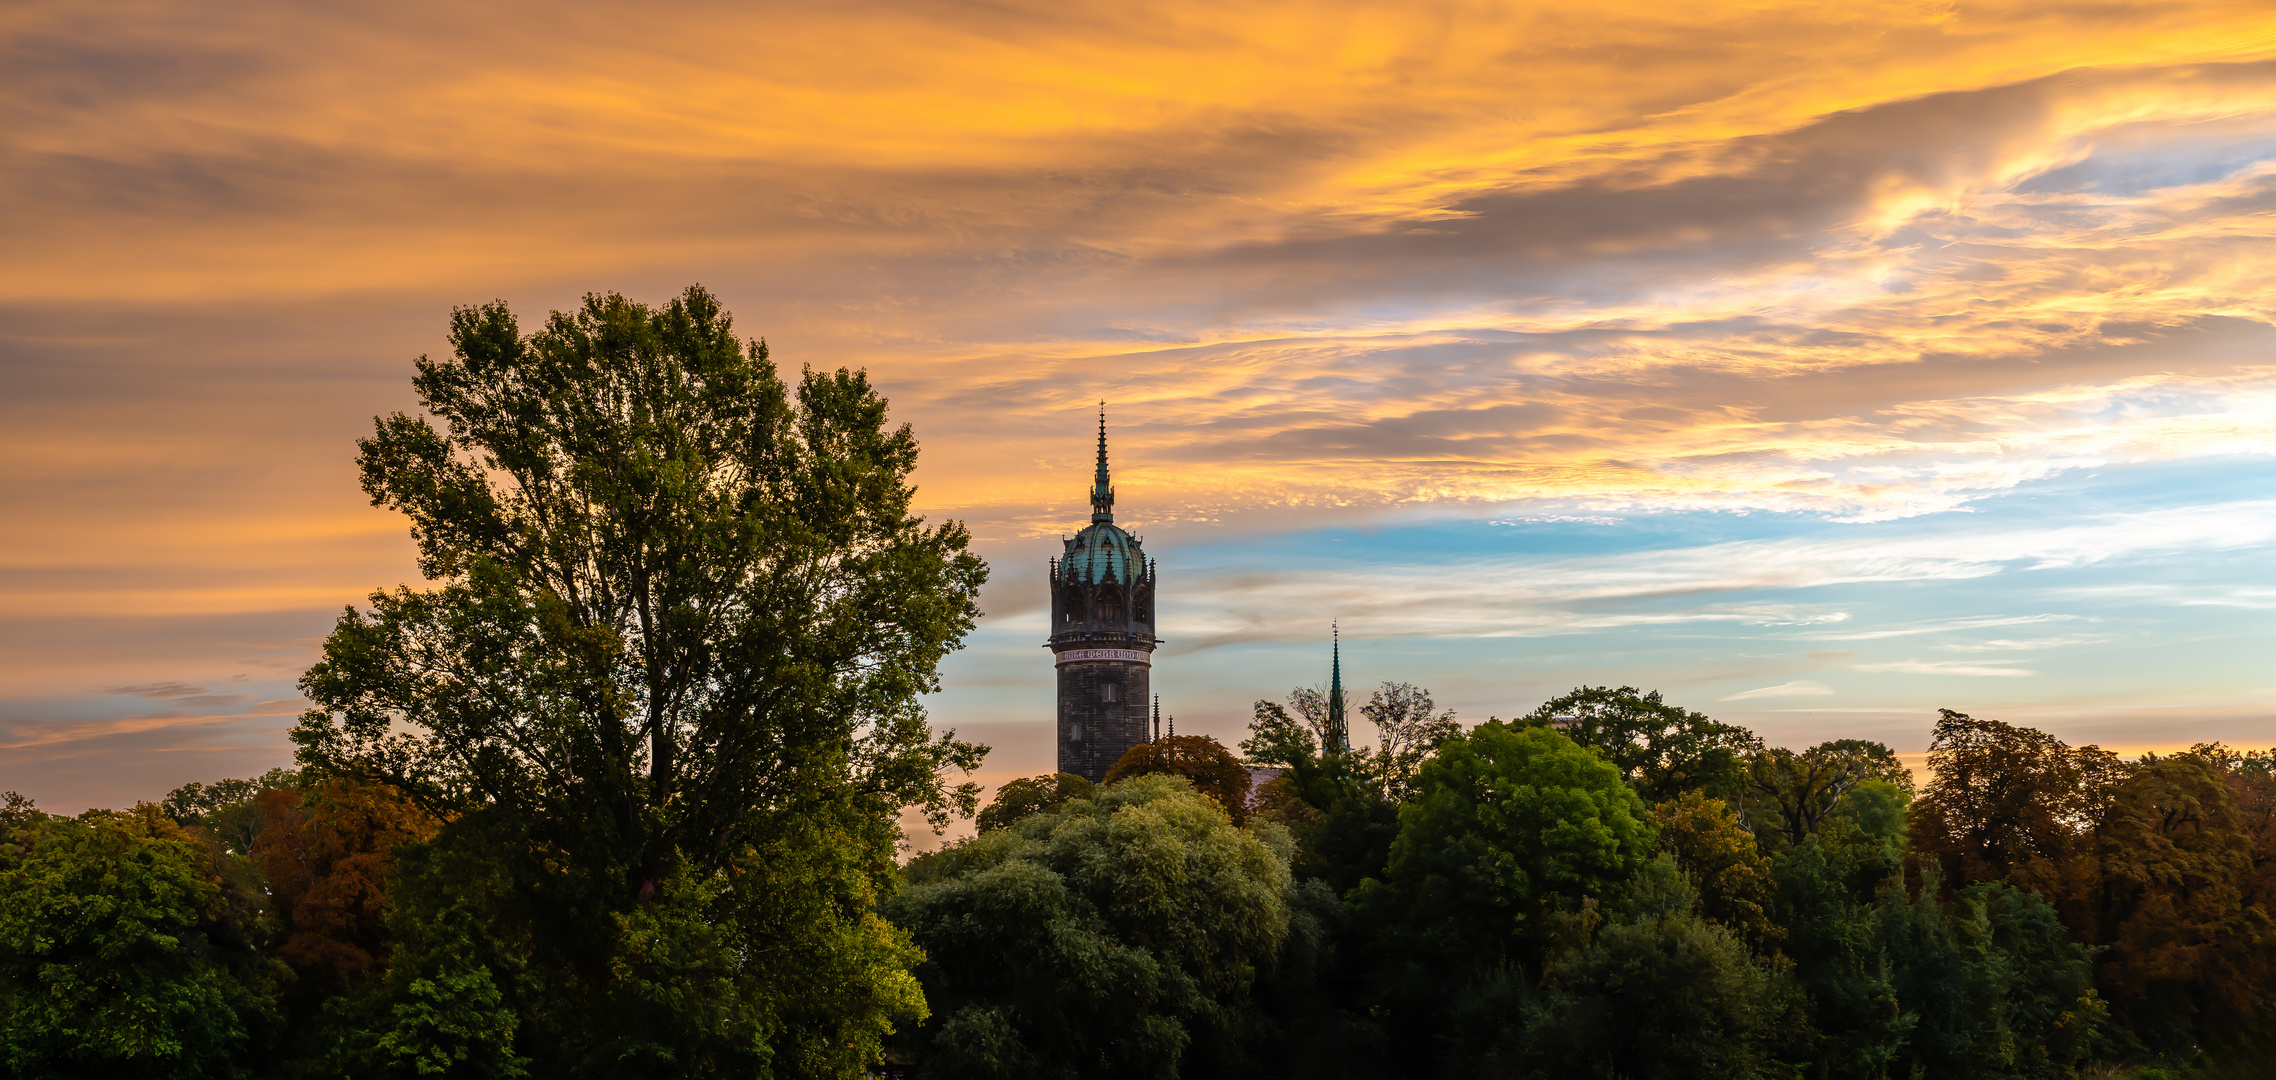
[1102,683,1118,703]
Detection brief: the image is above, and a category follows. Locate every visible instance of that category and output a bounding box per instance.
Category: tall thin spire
[1153,695,1162,743]
[1327,621,1348,753]
[1090,401,1114,523]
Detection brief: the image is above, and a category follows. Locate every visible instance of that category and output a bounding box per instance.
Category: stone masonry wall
[1055,658,1152,782]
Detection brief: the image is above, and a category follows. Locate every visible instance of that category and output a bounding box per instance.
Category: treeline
[889,687,2276,1079]
[3,286,2268,1079]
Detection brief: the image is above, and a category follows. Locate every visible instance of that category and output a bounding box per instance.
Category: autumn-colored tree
[2089,755,2276,1044]
[1909,709,2126,901]
[2178,743,2276,910]
[1105,734,1253,823]
[251,777,442,993]
[1654,790,1780,949]
[161,767,300,857]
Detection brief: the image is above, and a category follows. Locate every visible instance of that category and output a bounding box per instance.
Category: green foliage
[1360,721,1656,974]
[1523,857,1783,1080]
[1770,837,1909,1079]
[1742,739,1911,853]
[1242,699,1317,770]
[287,286,982,1075]
[975,773,1094,833]
[1518,686,1761,804]
[162,767,302,856]
[1355,682,1462,802]
[1355,721,1655,1076]
[1654,790,1780,950]
[1105,734,1254,822]
[887,774,1294,1080]
[1243,696,1403,900]
[1876,877,2103,1079]
[0,804,286,1079]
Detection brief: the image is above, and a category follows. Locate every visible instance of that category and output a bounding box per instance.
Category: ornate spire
[1327,621,1348,753]
[1090,401,1114,523]
[1152,695,1161,743]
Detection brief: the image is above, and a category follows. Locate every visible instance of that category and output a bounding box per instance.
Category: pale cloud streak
[1158,498,2276,649]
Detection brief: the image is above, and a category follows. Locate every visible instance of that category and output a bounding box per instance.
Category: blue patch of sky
[929,457,2276,770]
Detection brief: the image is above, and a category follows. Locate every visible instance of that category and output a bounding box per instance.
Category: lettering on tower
[1045,406,1159,782]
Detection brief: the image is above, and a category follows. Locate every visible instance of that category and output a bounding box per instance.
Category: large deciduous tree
[1909,709,2124,902]
[289,286,987,1075]
[1742,738,1913,852]
[1518,686,1761,804]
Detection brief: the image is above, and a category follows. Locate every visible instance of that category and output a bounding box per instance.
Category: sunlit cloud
[1723,680,1836,701]
[1853,660,2038,678]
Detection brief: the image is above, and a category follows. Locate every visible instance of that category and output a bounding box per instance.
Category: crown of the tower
[1057,404,1149,586]
[1090,402,1114,523]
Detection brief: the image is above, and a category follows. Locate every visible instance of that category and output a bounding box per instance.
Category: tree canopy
[285,285,986,1076]
[1517,685,1761,804]
[887,775,1294,1080]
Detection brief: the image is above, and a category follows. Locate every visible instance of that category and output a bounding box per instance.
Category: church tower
[1048,407,1158,781]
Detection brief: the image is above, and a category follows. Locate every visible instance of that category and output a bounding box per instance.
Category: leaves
[1104,735,1255,823]
[0,806,285,1078]
[1518,685,1761,804]
[287,286,984,1076]
[888,775,1294,1080]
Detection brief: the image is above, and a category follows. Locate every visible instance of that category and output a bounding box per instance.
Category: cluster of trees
[890,689,2276,1079]
[2,288,983,1078]
[4,285,2270,1079]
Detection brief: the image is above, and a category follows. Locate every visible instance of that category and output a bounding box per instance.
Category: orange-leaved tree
[1105,735,1253,823]
[1908,709,2125,904]
[250,778,441,993]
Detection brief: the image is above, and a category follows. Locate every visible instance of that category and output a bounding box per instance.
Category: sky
[4,0,2275,819]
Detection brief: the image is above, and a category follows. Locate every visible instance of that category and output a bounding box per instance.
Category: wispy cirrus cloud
[1158,498,2276,650]
[1723,681,1836,701]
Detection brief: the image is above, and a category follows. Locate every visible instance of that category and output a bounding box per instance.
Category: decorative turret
[1047,404,1158,781]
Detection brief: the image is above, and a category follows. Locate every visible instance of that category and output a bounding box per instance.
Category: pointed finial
[1327,621,1348,754]
[1089,402,1115,523]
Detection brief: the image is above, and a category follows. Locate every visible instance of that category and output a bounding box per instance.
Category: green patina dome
[1061,521,1144,585]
